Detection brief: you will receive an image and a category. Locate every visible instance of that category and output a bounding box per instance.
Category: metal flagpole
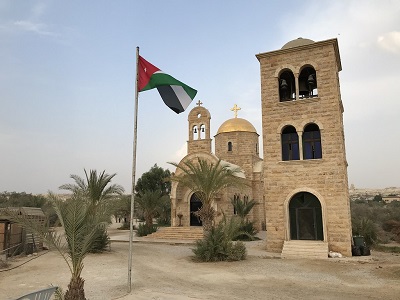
[128,46,140,293]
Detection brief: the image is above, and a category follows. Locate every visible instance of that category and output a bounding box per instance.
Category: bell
[193,128,197,133]
[280,79,288,90]
[307,74,315,87]
[201,127,205,133]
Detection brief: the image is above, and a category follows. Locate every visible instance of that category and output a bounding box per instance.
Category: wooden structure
[0,207,45,258]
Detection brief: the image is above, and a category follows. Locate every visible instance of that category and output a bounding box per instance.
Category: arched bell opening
[289,192,323,240]
[299,66,317,99]
[192,125,199,140]
[278,69,295,102]
[190,193,202,226]
[200,124,206,139]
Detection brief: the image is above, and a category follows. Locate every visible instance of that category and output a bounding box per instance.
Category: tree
[135,190,169,228]
[231,196,256,222]
[135,164,171,196]
[59,169,124,252]
[169,158,246,232]
[231,196,258,240]
[7,193,109,300]
[112,195,131,223]
[59,169,124,205]
[0,192,47,208]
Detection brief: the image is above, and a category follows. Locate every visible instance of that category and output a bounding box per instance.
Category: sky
[1,0,400,194]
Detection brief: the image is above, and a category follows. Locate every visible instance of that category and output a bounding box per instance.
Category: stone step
[281,240,328,259]
[144,226,204,240]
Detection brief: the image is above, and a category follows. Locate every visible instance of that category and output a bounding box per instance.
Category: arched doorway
[190,193,202,226]
[289,192,323,240]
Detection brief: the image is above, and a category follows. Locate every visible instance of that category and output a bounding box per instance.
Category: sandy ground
[1,226,400,300]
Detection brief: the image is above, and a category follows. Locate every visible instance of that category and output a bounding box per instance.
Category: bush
[234,220,258,241]
[226,241,247,261]
[352,217,377,246]
[350,200,400,244]
[118,222,130,230]
[383,220,400,242]
[90,227,110,253]
[136,223,157,237]
[192,222,247,262]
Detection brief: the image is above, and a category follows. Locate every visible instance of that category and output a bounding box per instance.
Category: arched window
[299,66,317,99]
[192,125,198,140]
[279,70,295,102]
[228,141,232,151]
[200,124,206,139]
[233,194,240,215]
[303,123,322,159]
[281,126,299,161]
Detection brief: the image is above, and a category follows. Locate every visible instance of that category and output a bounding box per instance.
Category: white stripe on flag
[171,85,193,111]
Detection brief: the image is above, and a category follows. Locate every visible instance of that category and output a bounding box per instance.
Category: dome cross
[230,104,241,118]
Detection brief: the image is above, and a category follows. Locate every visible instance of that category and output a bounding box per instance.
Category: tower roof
[281,37,315,49]
[216,118,257,134]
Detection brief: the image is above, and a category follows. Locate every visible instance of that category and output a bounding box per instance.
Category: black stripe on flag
[157,85,185,114]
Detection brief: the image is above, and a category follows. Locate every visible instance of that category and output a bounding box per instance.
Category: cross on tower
[196,100,203,107]
[230,104,241,118]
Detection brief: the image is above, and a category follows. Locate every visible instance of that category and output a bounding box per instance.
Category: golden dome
[216,118,257,134]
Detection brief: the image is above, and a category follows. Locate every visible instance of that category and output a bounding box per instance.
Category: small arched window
[299,66,317,99]
[279,70,295,102]
[281,125,300,161]
[192,125,198,140]
[200,124,206,139]
[233,194,240,215]
[228,141,233,151]
[303,123,322,159]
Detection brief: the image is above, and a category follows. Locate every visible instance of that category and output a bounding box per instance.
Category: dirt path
[1,240,400,300]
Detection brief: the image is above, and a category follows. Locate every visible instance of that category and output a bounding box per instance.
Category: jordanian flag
[138,56,197,114]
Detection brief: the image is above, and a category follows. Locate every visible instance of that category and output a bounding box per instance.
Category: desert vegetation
[351,197,400,248]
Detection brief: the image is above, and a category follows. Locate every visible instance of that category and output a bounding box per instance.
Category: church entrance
[289,192,323,240]
[190,193,202,226]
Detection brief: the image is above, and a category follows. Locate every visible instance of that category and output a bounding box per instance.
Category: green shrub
[192,222,247,262]
[235,220,258,241]
[373,244,400,253]
[136,223,157,237]
[352,217,377,246]
[382,220,400,242]
[118,222,130,230]
[89,227,110,252]
[226,241,247,261]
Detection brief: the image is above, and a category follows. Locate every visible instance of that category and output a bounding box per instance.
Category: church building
[169,37,352,257]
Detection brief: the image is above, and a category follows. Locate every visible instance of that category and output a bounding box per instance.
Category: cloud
[13,20,56,36]
[0,2,57,37]
[377,31,400,54]
[173,143,187,162]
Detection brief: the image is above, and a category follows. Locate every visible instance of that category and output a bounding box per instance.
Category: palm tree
[60,169,124,252]
[169,158,246,232]
[7,193,108,300]
[231,197,257,222]
[59,169,124,205]
[136,190,169,227]
[231,196,258,240]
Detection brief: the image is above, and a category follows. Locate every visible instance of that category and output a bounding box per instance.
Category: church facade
[170,37,352,256]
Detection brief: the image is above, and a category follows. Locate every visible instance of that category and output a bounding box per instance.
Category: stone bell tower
[256,38,352,256]
[187,100,212,154]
